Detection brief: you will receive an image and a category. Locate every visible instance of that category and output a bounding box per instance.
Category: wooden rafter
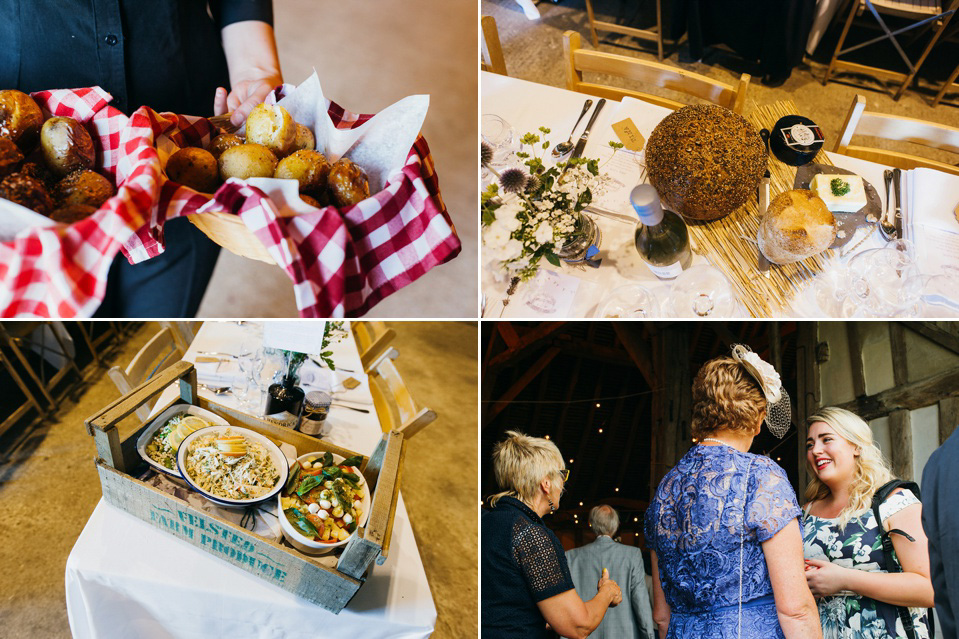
[889,323,909,386]
[834,367,959,421]
[484,346,561,425]
[611,323,656,387]
[552,336,635,368]
[847,323,866,398]
[615,394,648,493]
[488,322,567,371]
[905,322,959,357]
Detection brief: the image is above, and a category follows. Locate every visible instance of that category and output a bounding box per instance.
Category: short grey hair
[589,505,619,537]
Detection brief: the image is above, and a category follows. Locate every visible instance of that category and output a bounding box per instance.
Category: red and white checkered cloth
[120,90,461,317]
[0,87,157,317]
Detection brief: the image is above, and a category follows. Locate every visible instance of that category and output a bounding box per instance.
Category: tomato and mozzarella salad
[281,452,365,543]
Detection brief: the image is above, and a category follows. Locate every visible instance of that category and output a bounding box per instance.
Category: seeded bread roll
[758,189,836,264]
[0,90,43,150]
[0,172,53,214]
[209,133,244,160]
[275,150,329,193]
[327,158,370,207]
[167,147,219,193]
[0,137,24,178]
[292,124,315,152]
[218,143,278,180]
[49,203,97,224]
[245,104,296,157]
[53,169,115,209]
[645,104,766,221]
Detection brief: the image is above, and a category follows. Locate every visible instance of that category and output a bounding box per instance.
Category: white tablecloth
[480,72,958,318]
[66,322,436,638]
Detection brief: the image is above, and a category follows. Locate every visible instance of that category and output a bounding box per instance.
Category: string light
[634,517,638,522]
[569,458,574,463]
[692,438,698,443]
[595,403,601,408]
[615,487,620,492]
[579,501,583,506]
[544,435,550,440]
[598,428,603,434]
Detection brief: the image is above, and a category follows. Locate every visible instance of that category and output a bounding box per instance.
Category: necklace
[702,437,732,447]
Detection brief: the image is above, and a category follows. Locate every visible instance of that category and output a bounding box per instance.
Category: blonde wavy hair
[804,407,894,530]
[489,430,565,508]
[691,356,767,438]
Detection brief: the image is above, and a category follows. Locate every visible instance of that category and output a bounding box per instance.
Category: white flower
[483,221,511,250]
[495,201,523,232]
[502,238,524,261]
[533,222,553,245]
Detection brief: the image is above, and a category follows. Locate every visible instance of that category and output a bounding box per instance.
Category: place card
[611,118,645,152]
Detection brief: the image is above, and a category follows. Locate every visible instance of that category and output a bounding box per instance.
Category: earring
[547,497,555,513]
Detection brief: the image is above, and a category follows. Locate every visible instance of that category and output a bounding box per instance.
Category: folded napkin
[195,359,241,387]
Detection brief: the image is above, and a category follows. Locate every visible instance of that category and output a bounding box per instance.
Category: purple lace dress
[645,445,801,638]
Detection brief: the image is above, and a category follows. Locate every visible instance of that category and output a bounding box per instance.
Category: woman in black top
[0,0,281,317]
[482,430,622,639]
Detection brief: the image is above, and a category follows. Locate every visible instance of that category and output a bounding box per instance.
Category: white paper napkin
[195,359,241,387]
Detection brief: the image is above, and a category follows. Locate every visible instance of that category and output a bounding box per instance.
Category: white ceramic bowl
[137,405,229,481]
[278,452,372,555]
[177,425,289,508]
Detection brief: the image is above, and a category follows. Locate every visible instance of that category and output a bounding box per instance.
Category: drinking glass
[481,114,516,179]
[665,265,738,317]
[596,285,661,318]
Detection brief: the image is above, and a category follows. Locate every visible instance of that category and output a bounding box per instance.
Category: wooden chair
[107,327,183,423]
[481,16,508,76]
[352,322,398,373]
[368,356,437,440]
[0,322,83,408]
[0,346,46,438]
[563,31,750,114]
[824,0,959,100]
[160,321,201,354]
[833,94,959,175]
[584,0,666,61]
[933,58,959,107]
[75,322,121,367]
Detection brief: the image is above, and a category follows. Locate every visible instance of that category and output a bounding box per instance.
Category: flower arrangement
[481,127,621,281]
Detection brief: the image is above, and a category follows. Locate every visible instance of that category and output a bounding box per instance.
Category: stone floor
[483,0,959,163]
[0,321,477,638]
[196,0,478,318]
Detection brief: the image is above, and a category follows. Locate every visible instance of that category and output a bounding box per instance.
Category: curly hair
[804,407,894,530]
[489,430,565,507]
[691,356,767,438]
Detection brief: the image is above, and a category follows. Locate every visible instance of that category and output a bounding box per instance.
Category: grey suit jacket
[565,536,655,639]
[921,427,959,639]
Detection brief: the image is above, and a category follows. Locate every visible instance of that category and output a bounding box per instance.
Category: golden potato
[292,124,315,152]
[49,203,97,224]
[300,194,321,208]
[40,116,96,177]
[0,172,53,214]
[328,158,370,208]
[245,104,295,157]
[53,169,115,209]
[0,137,23,178]
[167,147,219,193]
[218,143,278,181]
[0,89,43,150]
[209,133,244,160]
[275,150,330,193]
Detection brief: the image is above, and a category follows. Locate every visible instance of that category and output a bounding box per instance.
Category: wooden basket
[187,211,276,264]
[84,360,406,612]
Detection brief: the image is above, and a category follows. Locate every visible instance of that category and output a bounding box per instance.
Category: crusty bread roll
[292,123,315,152]
[167,147,219,193]
[328,158,370,207]
[218,143,278,180]
[41,116,96,177]
[209,133,244,160]
[0,137,24,178]
[53,169,115,208]
[275,150,329,193]
[0,171,53,214]
[758,189,836,264]
[0,90,43,150]
[245,104,295,157]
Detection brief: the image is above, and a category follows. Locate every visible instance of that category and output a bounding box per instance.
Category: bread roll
[245,104,295,157]
[53,170,115,209]
[0,136,24,178]
[209,133,244,160]
[275,150,329,193]
[0,90,43,150]
[218,143,278,180]
[0,172,53,214]
[49,203,97,224]
[300,194,321,208]
[40,116,96,177]
[758,189,836,264]
[292,124,315,152]
[167,147,219,193]
[328,158,370,207]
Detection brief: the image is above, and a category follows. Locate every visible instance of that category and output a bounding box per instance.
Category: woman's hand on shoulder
[803,558,849,597]
[598,569,622,606]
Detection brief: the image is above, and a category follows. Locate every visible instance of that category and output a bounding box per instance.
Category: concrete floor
[483,0,959,163]
[0,321,478,638]
[196,0,478,318]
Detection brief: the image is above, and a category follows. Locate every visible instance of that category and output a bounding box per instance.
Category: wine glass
[596,284,661,318]
[845,247,921,316]
[665,265,738,317]
[482,114,516,179]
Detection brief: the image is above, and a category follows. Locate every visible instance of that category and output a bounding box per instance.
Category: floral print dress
[802,491,930,639]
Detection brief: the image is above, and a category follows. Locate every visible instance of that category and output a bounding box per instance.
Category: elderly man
[565,505,655,639]
[921,426,959,638]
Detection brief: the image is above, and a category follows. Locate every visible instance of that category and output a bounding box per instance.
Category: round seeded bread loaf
[758,189,836,264]
[645,104,766,221]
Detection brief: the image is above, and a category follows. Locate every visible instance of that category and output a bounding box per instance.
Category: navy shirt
[0,0,273,116]
[482,496,576,638]
[921,427,959,639]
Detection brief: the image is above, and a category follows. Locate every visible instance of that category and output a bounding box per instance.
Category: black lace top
[482,496,576,638]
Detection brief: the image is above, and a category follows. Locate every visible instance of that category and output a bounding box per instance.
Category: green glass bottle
[631,184,692,279]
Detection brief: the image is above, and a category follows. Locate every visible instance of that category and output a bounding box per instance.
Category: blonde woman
[482,431,622,639]
[803,407,935,638]
[645,348,821,639]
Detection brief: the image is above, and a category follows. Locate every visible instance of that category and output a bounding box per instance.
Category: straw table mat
[685,100,836,317]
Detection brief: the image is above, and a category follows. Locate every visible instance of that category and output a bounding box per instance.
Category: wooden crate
[84,360,406,613]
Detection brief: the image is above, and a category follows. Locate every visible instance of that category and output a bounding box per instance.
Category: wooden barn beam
[846,323,866,398]
[888,409,913,481]
[834,367,959,421]
[939,396,959,445]
[484,346,560,425]
[905,322,959,357]
[488,322,567,371]
[612,323,656,387]
[769,321,782,374]
[795,322,821,497]
[553,336,635,368]
[497,322,520,349]
[889,323,909,386]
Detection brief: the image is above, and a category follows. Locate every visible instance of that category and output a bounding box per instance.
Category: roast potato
[0,172,53,214]
[49,203,97,224]
[0,136,24,178]
[300,194,321,208]
[209,133,244,160]
[40,116,96,177]
[245,104,295,157]
[53,169,115,209]
[275,150,329,193]
[292,123,315,152]
[0,89,43,150]
[167,147,219,193]
[218,143,278,181]
[328,158,370,207]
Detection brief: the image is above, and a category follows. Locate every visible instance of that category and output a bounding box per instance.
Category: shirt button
[104,34,119,46]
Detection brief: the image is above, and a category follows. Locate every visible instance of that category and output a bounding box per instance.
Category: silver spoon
[200,384,231,395]
[552,99,593,158]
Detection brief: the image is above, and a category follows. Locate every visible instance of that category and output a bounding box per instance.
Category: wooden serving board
[685,100,835,317]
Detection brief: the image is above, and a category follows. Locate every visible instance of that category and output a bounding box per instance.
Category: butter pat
[811,173,867,213]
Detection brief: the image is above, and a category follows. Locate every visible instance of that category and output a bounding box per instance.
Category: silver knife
[562,98,606,175]
[892,168,903,239]
[757,129,772,272]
